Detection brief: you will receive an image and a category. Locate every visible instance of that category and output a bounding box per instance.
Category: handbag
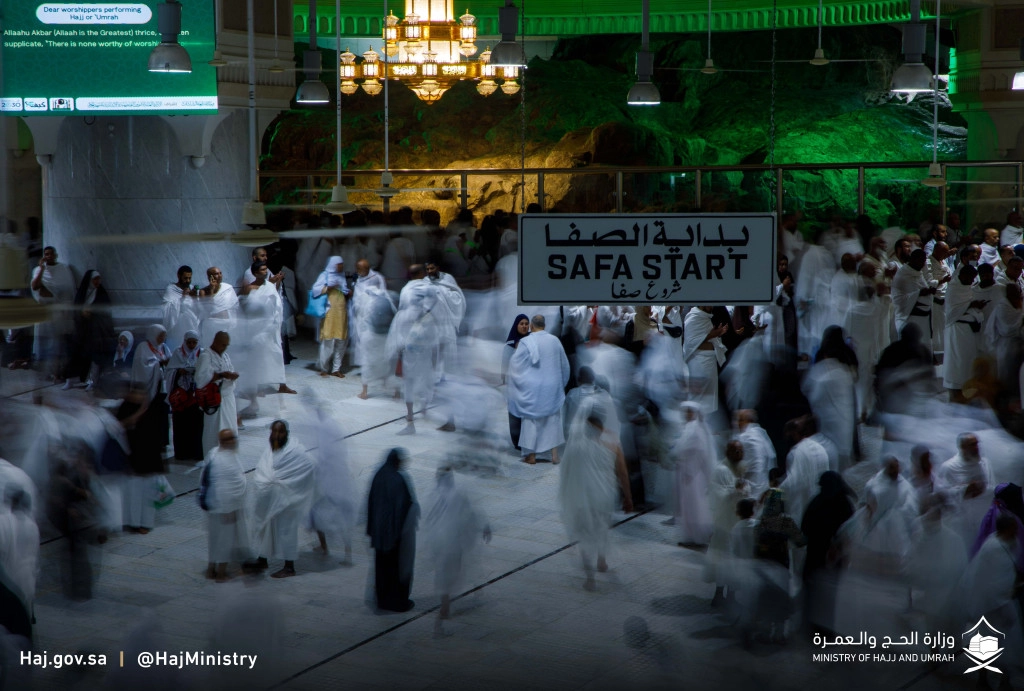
[195,381,222,415]
[168,386,194,412]
[305,288,328,319]
[153,475,175,509]
[167,370,197,412]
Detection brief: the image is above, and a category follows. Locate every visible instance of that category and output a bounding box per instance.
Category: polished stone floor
[2,336,993,691]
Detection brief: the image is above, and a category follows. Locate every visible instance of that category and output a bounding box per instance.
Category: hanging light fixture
[892,0,932,94]
[339,48,359,94]
[701,0,717,74]
[148,0,192,73]
[360,46,383,96]
[1013,39,1024,90]
[922,0,946,187]
[324,0,356,215]
[208,0,227,67]
[809,0,829,65]
[296,0,331,104]
[340,2,516,104]
[490,0,526,68]
[499,65,520,94]
[232,0,279,247]
[476,47,499,96]
[268,0,286,73]
[379,2,397,212]
[627,0,660,105]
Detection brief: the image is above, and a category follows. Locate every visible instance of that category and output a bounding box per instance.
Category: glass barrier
[259,161,1023,230]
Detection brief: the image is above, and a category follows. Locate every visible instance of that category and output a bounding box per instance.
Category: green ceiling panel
[295,0,915,38]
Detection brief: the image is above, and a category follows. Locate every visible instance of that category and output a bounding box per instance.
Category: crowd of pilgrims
[4,205,1024,682]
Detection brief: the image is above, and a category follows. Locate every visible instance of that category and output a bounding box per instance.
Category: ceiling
[293,0,981,38]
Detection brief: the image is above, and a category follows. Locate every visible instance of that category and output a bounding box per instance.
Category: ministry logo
[962,617,1006,675]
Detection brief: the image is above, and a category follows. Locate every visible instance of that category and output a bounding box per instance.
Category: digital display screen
[1,0,217,116]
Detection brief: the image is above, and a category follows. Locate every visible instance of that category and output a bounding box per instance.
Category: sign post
[518,213,777,306]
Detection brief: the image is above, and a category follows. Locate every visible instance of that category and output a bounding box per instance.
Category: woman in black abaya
[502,314,530,450]
[67,269,114,390]
[367,448,419,612]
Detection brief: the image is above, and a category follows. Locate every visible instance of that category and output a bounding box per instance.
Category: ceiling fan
[664,0,767,74]
[759,0,881,66]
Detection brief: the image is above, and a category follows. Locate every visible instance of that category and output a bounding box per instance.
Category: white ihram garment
[204,446,252,563]
[252,439,316,562]
[195,348,238,456]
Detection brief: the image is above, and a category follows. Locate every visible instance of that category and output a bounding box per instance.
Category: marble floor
[1,336,993,691]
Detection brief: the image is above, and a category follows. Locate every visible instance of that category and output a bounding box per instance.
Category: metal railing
[258,159,1024,224]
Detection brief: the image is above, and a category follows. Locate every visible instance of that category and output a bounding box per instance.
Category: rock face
[262,26,966,227]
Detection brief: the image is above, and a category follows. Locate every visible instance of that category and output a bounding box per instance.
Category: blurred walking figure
[0,487,39,642]
[67,269,114,390]
[242,261,296,396]
[746,489,806,645]
[30,245,75,381]
[422,260,466,382]
[674,402,715,548]
[559,406,633,591]
[424,467,490,631]
[386,282,441,435]
[706,441,750,606]
[47,443,97,600]
[682,307,727,413]
[306,407,357,563]
[352,259,396,399]
[119,324,171,535]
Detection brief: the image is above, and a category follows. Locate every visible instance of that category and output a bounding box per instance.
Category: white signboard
[518,213,777,305]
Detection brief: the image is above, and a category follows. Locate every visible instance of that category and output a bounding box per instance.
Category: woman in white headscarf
[673,402,716,548]
[312,256,350,378]
[165,330,204,462]
[118,324,170,534]
[559,403,633,591]
[113,331,134,371]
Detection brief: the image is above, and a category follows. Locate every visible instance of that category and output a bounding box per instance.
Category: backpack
[368,293,396,335]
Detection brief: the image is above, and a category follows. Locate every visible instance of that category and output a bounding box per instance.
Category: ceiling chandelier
[339,1,521,103]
